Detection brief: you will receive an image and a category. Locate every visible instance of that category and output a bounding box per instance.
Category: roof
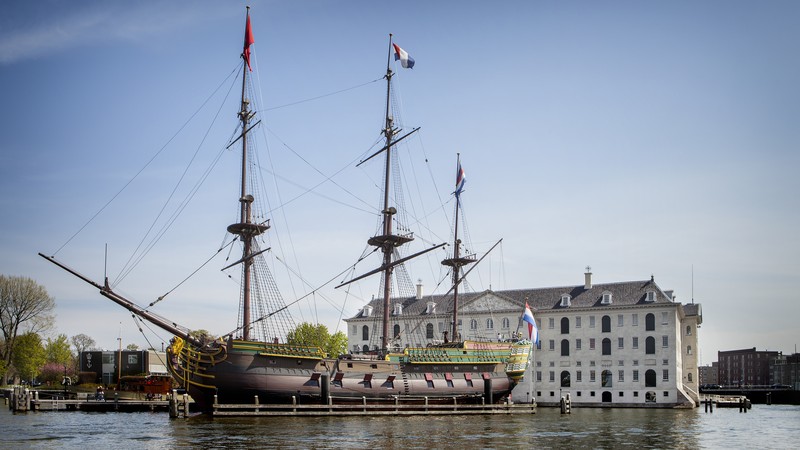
[347,276,687,320]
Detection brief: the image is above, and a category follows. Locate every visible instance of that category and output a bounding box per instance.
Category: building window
[590,338,596,350]
[602,370,613,387]
[470,319,478,330]
[393,303,403,315]
[426,323,434,339]
[632,359,639,366]
[590,316,596,328]
[352,325,357,335]
[362,325,369,341]
[632,314,638,326]
[590,370,596,382]
[561,317,569,334]
[576,339,582,350]
[549,318,555,329]
[486,318,494,330]
[601,291,613,305]
[561,339,570,356]
[632,337,639,349]
[688,373,693,382]
[601,315,611,333]
[662,336,669,348]
[661,312,669,325]
[617,314,624,327]
[576,371,582,382]
[549,371,555,382]
[662,359,669,366]
[590,360,596,367]
[549,340,555,351]
[633,370,639,382]
[618,337,624,349]
[645,313,655,331]
[645,369,657,387]
[561,294,572,307]
[646,291,655,302]
[502,318,510,329]
[686,325,692,336]
[602,338,611,356]
[536,371,542,382]
[687,345,693,355]
[393,324,400,338]
[561,371,571,387]
[646,336,656,354]
[426,302,436,314]
[662,370,669,381]
[618,370,625,382]
[576,316,582,328]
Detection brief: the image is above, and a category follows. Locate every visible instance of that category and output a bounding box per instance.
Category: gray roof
[349,276,690,320]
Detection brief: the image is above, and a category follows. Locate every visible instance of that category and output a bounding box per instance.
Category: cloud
[0,2,233,65]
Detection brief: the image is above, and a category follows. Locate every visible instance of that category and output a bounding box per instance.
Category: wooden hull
[167,338,517,412]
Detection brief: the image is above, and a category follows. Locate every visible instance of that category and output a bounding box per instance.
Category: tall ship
[40,8,530,413]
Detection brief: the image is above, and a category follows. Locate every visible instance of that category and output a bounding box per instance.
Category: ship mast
[338,35,444,354]
[441,154,476,342]
[226,7,268,341]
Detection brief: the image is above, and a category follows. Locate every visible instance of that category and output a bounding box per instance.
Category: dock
[205,394,536,417]
[6,387,169,412]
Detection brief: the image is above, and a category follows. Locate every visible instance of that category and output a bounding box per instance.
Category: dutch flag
[393,43,415,69]
[522,303,539,345]
[455,161,466,197]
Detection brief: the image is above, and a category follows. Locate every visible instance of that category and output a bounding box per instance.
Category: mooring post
[292,395,297,413]
[182,393,188,418]
[483,378,493,404]
[254,395,259,413]
[425,396,429,412]
[362,396,367,413]
[321,373,329,405]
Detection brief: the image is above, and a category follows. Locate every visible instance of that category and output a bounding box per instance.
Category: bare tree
[70,333,96,354]
[0,275,56,377]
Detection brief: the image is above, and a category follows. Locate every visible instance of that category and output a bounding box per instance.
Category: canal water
[1,403,798,449]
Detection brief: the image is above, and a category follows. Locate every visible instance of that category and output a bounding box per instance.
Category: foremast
[441,154,476,342]
[226,7,268,341]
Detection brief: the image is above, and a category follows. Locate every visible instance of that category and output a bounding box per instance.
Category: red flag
[243,13,255,71]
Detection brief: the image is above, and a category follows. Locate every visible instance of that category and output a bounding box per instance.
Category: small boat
[41,7,530,413]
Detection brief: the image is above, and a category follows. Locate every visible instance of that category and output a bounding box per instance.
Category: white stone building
[344,270,702,407]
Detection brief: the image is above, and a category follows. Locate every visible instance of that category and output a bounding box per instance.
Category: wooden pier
[6,387,168,412]
[205,394,536,417]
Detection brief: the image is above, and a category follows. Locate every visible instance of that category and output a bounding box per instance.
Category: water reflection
[2,404,798,449]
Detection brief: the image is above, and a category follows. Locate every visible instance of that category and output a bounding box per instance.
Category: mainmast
[339,35,442,354]
[226,7,268,341]
[441,154,476,342]
[368,34,414,353]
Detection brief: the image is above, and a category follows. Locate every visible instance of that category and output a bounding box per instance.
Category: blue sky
[1,1,798,363]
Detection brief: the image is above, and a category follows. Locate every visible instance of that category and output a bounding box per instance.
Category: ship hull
[168,338,516,412]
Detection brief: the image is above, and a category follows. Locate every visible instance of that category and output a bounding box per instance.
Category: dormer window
[560,294,571,307]
[363,305,373,317]
[393,303,403,316]
[601,291,613,305]
[426,301,436,314]
[646,291,656,302]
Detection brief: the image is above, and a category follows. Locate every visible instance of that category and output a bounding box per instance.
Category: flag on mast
[243,12,255,71]
[392,43,415,69]
[522,302,539,345]
[455,161,466,197]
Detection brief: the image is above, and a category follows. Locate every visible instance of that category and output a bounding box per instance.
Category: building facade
[698,362,719,386]
[344,270,703,407]
[769,353,799,389]
[78,350,168,385]
[717,347,779,387]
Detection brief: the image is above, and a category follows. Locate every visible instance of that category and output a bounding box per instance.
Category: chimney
[584,266,592,290]
[416,279,424,299]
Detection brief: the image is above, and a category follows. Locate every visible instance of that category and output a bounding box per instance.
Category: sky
[1,0,798,364]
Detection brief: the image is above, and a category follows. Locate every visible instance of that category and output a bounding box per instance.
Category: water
[2,403,798,449]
